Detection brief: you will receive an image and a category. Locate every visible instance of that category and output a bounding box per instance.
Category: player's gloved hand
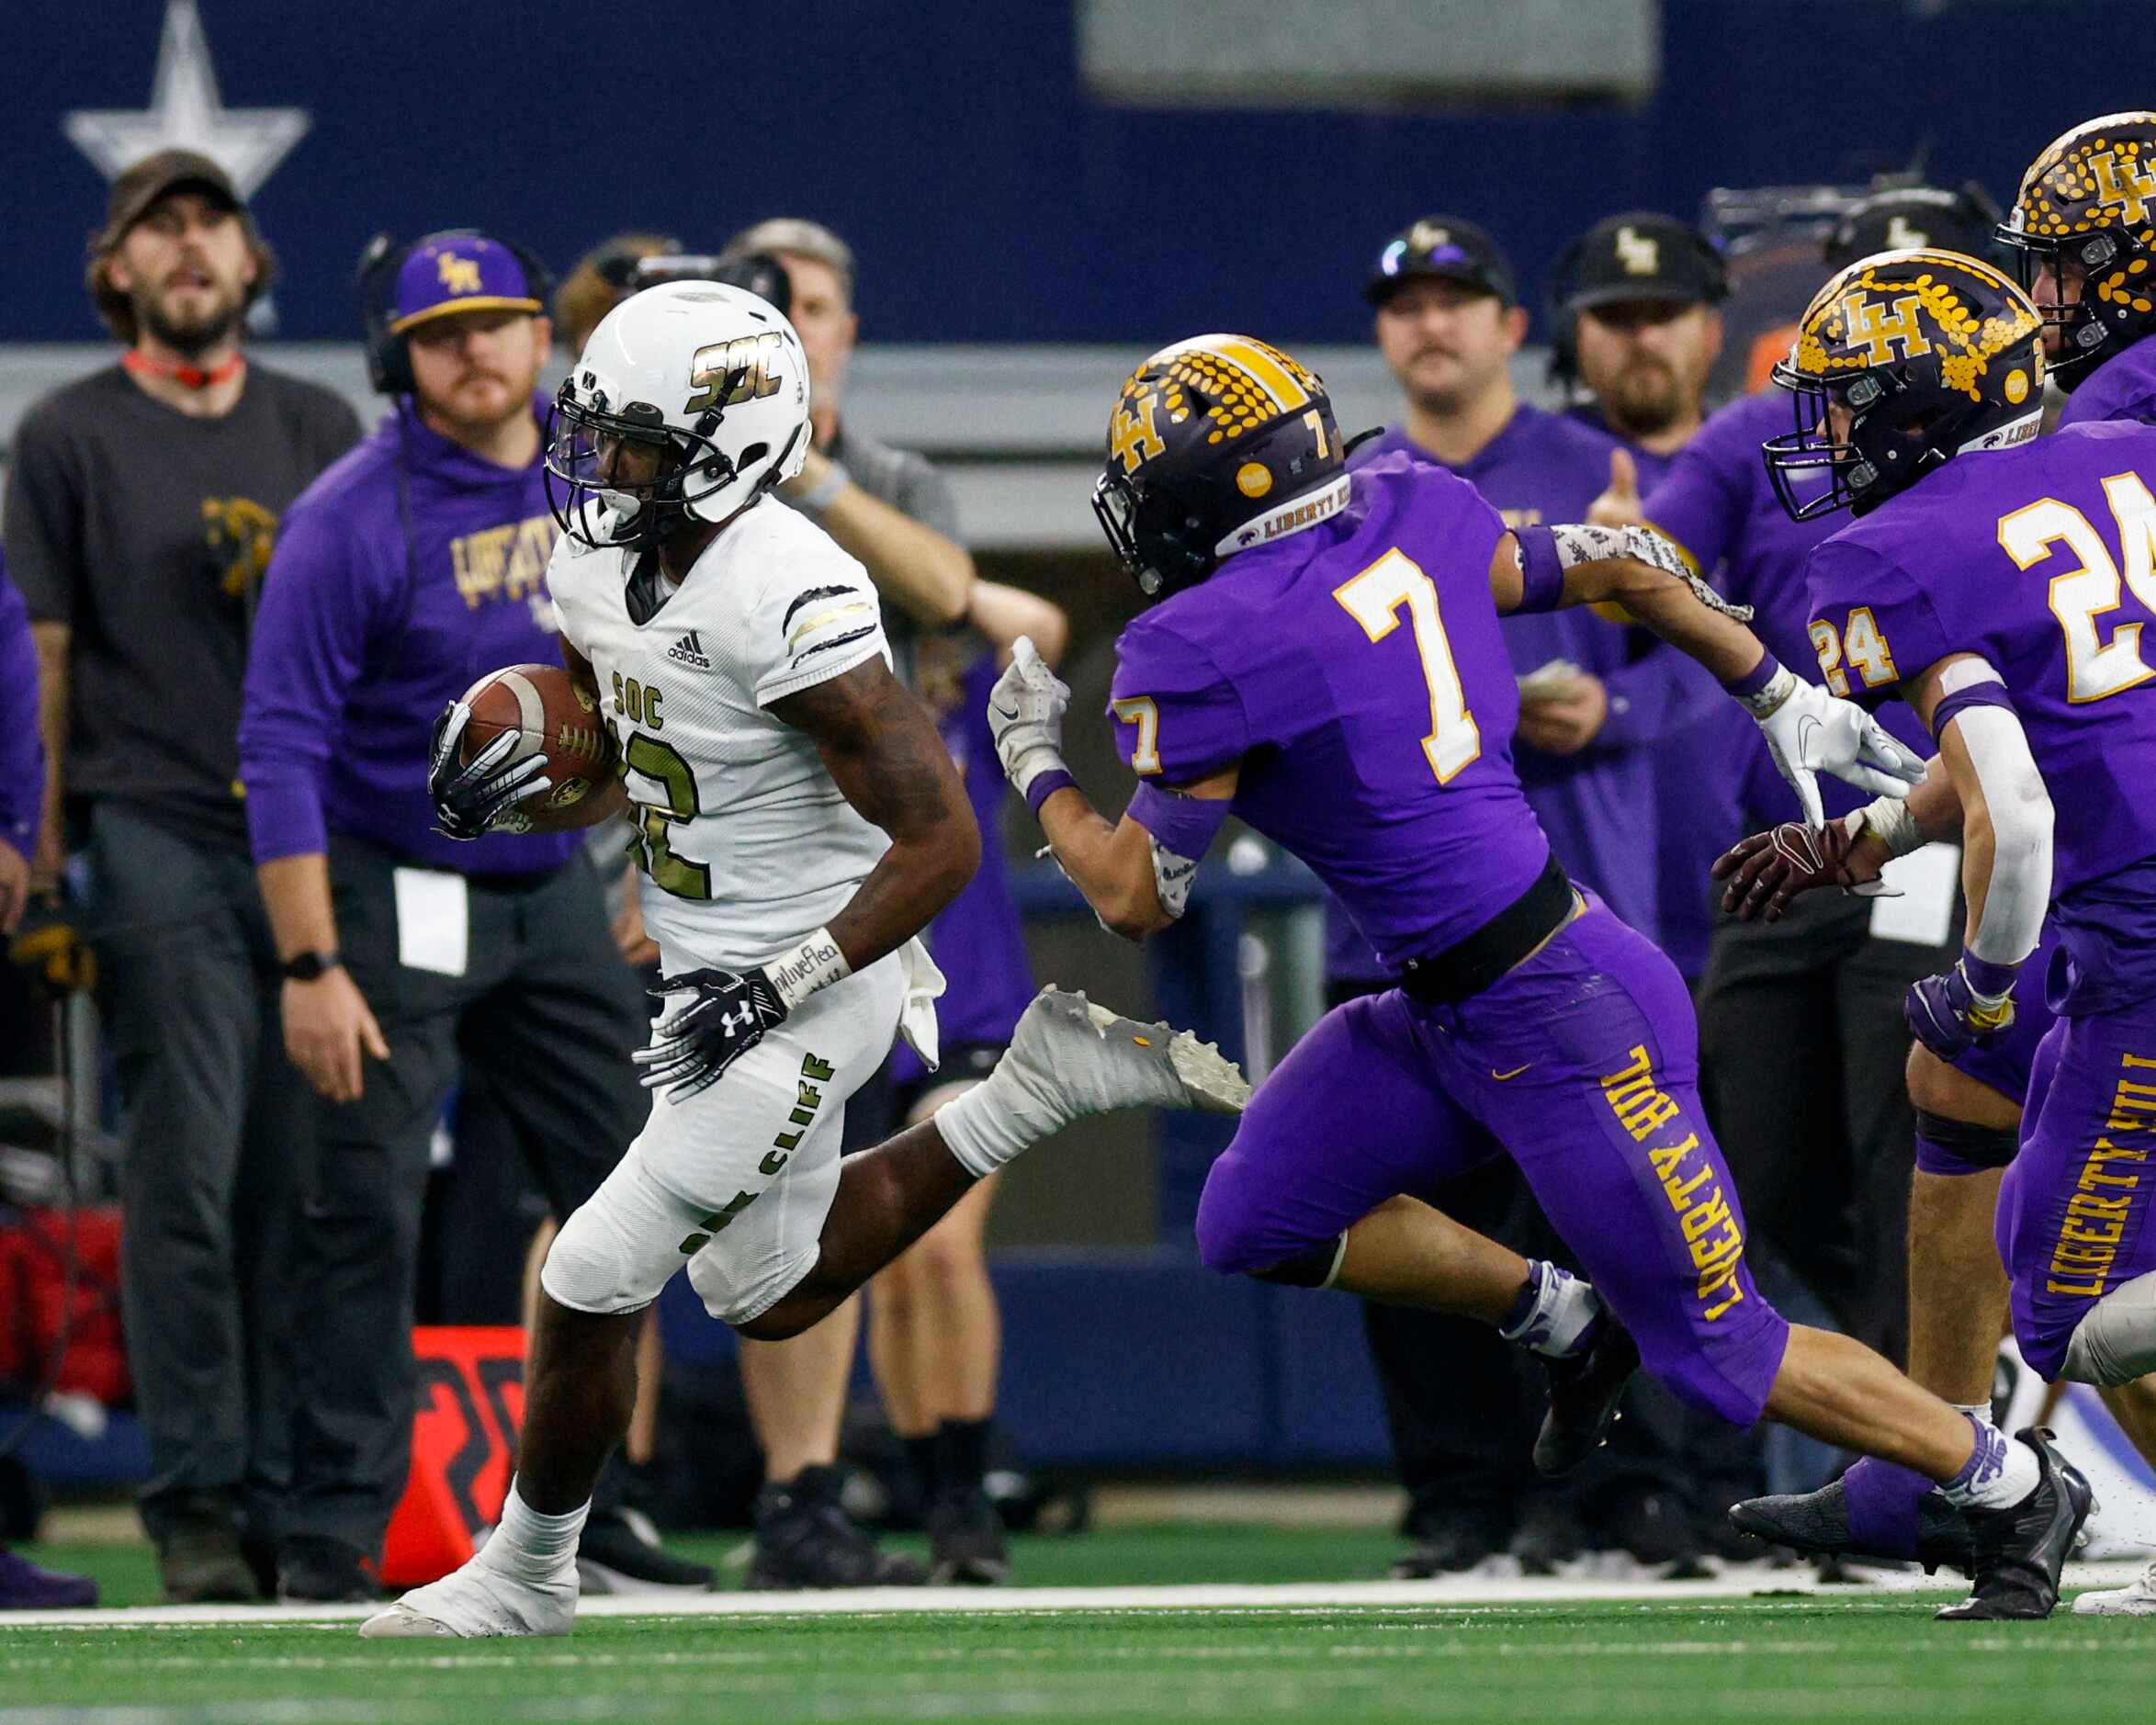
[1905,953,2019,1061]
[427,699,546,840]
[987,635,1072,802]
[635,965,790,1102]
[1744,666,1926,828]
[7,892,96,997]
[1711,811,1892,921]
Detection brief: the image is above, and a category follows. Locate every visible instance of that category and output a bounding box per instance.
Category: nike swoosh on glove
[1905,956,2017,1062]
[635,965,790,1102]
[427,700,547,840]
[1750,671,1925,828]
[987,635,1072,800]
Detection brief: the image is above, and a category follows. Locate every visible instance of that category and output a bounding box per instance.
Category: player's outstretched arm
[772,657,981,971]
[985,636,1234,942]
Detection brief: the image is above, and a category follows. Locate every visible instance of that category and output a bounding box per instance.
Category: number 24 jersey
[547,500,893,972]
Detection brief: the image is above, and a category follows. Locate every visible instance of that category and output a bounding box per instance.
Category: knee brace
[1913,1109,2020,1178]
[1244,1235,1348,1290]
[2063,1269,2156,1386]
[686,1239,822,1329]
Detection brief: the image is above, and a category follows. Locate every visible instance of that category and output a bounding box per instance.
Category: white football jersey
[548,500,892,971]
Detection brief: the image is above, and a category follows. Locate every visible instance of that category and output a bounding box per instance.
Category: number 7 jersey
[1106,452,1552,971]
[547,501,893,971]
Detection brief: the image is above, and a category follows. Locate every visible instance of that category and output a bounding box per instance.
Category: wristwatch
[281,949,342,982]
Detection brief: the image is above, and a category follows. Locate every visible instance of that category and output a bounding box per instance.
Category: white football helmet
[546,279,811,549]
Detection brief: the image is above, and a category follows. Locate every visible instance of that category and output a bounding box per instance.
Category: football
[455,662,611,817]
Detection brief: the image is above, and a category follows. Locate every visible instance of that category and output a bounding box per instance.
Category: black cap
[1824,186,2002,271]
[95,149,243,254]
[1365,215,1517,307]
[1562,212,1726,310]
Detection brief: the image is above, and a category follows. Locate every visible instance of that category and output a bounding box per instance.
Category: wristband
[1127,781,1233,862]
[792,462,851,514]
[766,926,852,1011]
[1959,952,2019,1004]
[1024,769,1078,818]
[1852,795,1923,858]
[1512,526,1566,614]
[1724,654,1785,708]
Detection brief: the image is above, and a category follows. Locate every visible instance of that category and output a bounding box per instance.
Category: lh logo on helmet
[1840,292,1935,366]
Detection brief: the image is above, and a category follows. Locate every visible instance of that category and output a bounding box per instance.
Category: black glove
[633,966,790,1102]
[427,700,547,841]
[9,893,96,997]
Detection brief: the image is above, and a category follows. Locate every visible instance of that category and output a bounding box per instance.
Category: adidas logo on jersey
[667,630,711,670]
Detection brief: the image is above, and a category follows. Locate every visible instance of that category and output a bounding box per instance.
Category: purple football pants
[1195,898,1790,1426]
[1996,1001,2156,1379]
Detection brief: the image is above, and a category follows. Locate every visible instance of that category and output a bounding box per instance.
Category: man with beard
[234,232,707,1604]
[2,151,359,1603]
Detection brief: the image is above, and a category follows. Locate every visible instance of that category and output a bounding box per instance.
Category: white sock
[936,1065,1043,1177]
[1496,1260,1604,1359]
[481,1481,588,1584]
[1938,1416,2040,1511]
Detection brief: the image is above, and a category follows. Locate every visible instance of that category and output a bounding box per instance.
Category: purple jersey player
[987,331,2091,1620]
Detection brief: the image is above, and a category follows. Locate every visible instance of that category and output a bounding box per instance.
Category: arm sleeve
[753,547,890,708]
[237,502,389,863]
[0,557,44,860]
[0,407,85,626]
[1107,618,1250,782]
[1945,687,2053,968]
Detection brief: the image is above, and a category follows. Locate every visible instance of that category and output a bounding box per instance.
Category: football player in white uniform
[367,282,1245,1638]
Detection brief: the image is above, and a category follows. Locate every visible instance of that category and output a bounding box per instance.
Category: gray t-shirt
[796,423,962,687]
[4,363,361,851]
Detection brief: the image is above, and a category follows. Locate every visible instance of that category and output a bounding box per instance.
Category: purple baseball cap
[389,234,542,333]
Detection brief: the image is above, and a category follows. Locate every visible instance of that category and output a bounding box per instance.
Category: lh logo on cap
[1616,226,1660,276]
[438,253,483,295]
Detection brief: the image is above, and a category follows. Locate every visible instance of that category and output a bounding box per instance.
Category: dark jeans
[282,834,649,1555]
[1696,892,1949,1366]
[86,804,308,1543]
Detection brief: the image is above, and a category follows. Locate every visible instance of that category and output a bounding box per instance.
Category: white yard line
[0,1560,2144,1631]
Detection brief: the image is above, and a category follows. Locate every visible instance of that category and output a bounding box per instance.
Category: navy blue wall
[7,1,2156,344]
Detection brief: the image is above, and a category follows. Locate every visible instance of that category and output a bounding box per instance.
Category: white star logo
[62,0,310,200]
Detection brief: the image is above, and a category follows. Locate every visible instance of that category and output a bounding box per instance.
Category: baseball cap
[1365,216,1517,307]
[389,234,543,334]
[96,149,243,253]
[1824,186,2002,270]
[1562,212,1726,310]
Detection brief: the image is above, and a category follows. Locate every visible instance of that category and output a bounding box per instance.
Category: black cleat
[1727,1478,1978,1577]
[926,1488,1011,1585]
[276,1535,380,1605]
[1936,1428,2094,1622]
[577,1506,716,1595]
[1507,1499,1583,1577]
[746,1465,927,1591]
[1531,1318,1639,1477]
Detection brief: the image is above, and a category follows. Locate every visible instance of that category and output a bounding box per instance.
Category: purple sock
[1841,1456,1934,1560]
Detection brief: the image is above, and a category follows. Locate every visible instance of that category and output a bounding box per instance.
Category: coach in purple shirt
[237,232,673,1603]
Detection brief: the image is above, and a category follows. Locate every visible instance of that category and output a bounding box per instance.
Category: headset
[354,228,556,396]
[1544,220,1730,389]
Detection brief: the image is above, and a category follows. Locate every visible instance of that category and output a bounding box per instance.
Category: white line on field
[0,1561,2143,1632]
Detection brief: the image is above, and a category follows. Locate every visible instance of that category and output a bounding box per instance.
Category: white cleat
[2073,1558,2156,1616]
[1006,987,1250,1119]
[358,1556,577,1639]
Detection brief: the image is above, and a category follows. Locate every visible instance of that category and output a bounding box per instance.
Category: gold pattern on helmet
[1108,334,1320,475]
[2009,113,2156,319]
[1788,249,2044,402]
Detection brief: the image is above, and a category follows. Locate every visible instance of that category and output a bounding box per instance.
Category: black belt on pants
[1395,853,1575,1006]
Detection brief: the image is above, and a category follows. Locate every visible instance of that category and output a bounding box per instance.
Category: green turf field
[6,1530,2154,1723]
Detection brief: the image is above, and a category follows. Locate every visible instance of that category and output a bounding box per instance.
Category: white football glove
[987,635,1071,801]
[1745,666,1926,829]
